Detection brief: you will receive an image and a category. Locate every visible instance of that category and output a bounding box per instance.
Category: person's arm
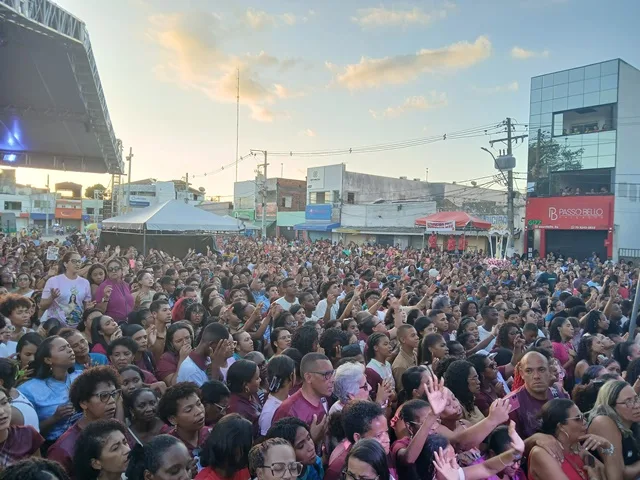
[338,288,362,322]
[164,345,193,386]
[397,377,447,464]
[444,398,510,451]
[526,447,571,480]
[39,276,57,310]
[367,288,389,315]
[248,308,271,341]
[466,326,498,355]
[603,284,618,318]
[589,414,640,480]
[323,295,336,324]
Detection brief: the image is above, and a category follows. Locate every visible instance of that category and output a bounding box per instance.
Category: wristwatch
[600,443,614,456]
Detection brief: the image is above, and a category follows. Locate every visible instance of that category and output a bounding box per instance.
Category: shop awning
[294,222,340,232]
[415,211,491,230]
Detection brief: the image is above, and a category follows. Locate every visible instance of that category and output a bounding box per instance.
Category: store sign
[525,196,613,230]
[305,204,332,221]
[129,195,150,207]
[55,208,82,220]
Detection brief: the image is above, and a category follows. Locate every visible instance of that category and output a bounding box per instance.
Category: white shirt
[478,325,496,350]
[313,299,339,321]
[176,356,208,387]
[259,395,284,435]
[275,296,299,311]
[12,390,40,432]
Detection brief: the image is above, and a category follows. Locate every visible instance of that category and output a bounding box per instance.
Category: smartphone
[583,453,595,468]
[505,391,520,414]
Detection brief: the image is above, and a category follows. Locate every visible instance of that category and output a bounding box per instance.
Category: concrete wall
[276,178,306,211]
[613,61,640,259]
[341,202,437,228]
[234,180,257,209]
[198,202,233,216]
[343,171,430,203]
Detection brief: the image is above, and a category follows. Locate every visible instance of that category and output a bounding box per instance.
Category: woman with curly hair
[574,334,608,382]
[443,360,484,425]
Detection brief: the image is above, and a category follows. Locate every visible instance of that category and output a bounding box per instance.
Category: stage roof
[0,0,123,174]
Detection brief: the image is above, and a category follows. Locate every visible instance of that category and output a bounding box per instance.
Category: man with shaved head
[507,350,568,438]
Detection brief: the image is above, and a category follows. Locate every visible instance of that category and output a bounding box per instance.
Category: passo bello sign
[525,196,613,230]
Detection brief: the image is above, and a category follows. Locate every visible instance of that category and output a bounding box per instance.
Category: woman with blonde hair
[588,379,640,479]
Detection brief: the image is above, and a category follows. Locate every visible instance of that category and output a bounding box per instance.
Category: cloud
[330,36,491,89]
[244,8,297,29]
[511,46,550,59]
[274,84,305,99]
[352,4,454,29]
[299,129,316,137]
[148,12,298,122]
[472,81,519,94]
[370,92,448,119]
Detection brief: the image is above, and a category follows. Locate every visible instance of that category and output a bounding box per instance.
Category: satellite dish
[198,187,205,192]
[471,181,477,186]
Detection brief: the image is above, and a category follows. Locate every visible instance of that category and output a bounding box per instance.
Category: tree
[85,184,106,199]
[528,131,584,195]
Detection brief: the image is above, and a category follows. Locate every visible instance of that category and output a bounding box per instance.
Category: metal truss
[0,0,124,174]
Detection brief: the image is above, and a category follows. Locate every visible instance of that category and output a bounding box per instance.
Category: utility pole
[488,118,528,257]
[250,150,268,239]
[235,68,240,183]
[184,172,190,203]
[45,174,50,236]
[506,118,514,255]
[126,147,133,211]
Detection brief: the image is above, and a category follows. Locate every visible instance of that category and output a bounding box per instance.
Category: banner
[525,196,613,230]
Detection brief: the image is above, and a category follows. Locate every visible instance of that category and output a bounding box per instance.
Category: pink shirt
[272,389,327,426]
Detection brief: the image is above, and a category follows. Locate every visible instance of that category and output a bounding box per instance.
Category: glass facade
[528,60,619,197]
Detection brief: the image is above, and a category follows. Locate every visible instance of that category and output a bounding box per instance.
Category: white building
[112,178,205,215]
[297,164,522,252]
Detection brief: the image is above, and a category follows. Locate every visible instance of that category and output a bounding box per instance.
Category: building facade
[233,177,306,236]
[112,179,205,216]
[525,59,640,261]
[298,164,520,251]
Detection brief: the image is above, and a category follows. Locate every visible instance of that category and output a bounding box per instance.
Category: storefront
[55,199,83,230]
[524,196,614,260]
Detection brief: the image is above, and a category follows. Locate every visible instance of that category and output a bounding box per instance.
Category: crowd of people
[0,232,637,480]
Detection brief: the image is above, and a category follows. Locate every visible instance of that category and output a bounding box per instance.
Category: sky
[13,0,640,200]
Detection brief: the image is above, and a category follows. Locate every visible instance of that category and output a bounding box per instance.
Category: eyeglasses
[310,370,335,380]
[108,266,122,272]
[258,462,303,477]
[616,395,640,408]
[344,470,379,480]
[359,382,370,391]
[93,389,121,403]
[68,259,83,265]
[567,412,586,422]
[213,403,228,414]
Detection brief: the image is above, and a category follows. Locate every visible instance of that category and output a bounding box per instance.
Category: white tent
[102,200,242,232]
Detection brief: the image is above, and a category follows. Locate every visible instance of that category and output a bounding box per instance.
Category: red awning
[415,211,491,230]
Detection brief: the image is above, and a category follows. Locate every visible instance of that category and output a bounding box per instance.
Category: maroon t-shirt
[0,425,43,469]
[227,393,262,438]
[508,386,568,438]
[156,351,179,382]
[272,389,328,426]
[168,426,211,458]
[47,422,82,476]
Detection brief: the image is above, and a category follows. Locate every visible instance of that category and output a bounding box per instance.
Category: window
[33,200,49,209]
[3,201,21,210]
[280,196,292,208]
[99,208,104,215]
[347,192,355,204]
[86,207,95,215]
[316,192,326,204]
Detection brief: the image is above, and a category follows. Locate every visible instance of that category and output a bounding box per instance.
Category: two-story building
[525,59,640,261]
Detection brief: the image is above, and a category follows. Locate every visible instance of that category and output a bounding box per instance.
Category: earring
[558,428,570,442]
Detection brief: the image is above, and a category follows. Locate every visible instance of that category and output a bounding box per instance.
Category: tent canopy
[415,211,491,230]
[102,200,242,232]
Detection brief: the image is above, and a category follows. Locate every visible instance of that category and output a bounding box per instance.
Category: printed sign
[525,196,613,230]
[46,246,59,261]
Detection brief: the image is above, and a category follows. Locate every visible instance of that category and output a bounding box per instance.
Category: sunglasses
[108,266,122,272]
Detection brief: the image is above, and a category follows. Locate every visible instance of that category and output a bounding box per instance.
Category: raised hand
[508,420,525,453]
[424,374,447,416]
[488,397,510,425]
[432,447,460,480]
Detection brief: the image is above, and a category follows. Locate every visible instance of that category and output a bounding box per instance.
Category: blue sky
[16,0,640,199]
